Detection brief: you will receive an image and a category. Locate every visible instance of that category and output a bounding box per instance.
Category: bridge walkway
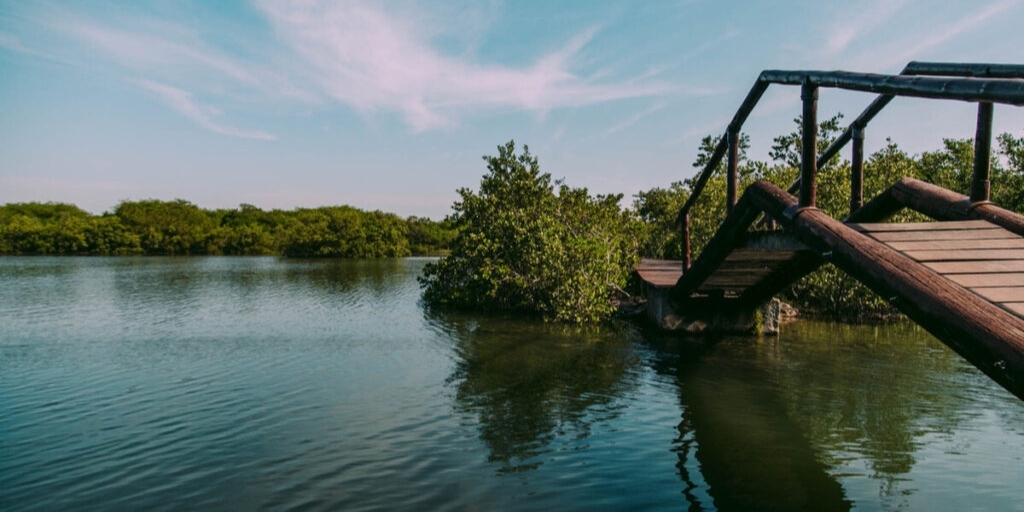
[634,61,1024,400]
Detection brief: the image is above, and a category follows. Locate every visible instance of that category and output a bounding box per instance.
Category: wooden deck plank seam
[857,219,1024,320]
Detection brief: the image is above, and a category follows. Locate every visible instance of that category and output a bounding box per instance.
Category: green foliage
[83,216,143,255]
[917,138,976,195]
[0,203,141,255]
[406,216,457,255]
[0,202,89,224]
[633,181,688,259]
[214,203,279,255]
[633,131,768,260]
[0,200,442,258]
[114,199,216,255]
[282,207,410,258]
[996,133,1024,210]
[915,134,1024,210]
[420,141,640,323]
[769,114,846,171]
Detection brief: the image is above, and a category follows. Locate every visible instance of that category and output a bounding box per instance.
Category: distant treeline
[0,200,456,257]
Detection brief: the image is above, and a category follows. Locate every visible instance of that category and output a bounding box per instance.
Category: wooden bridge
[637,62,1024,401]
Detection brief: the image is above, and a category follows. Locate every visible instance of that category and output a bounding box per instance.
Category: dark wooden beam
[673,194,762,301]
[787,61,1024,197]
[759,70,1024,106]
[903,61,1024,79]
[972,202,1024,238]
[727,129,740,213]
[872,178,1024,237]
[738,251,822,307]
[681,213,691,271]
[850,126,865,216]
[748,180,1024,401]
[844,181,903,224]
[846,177,1024,238]
[677,81,771,256]
[799,81,818,208]
[972,102,994,203]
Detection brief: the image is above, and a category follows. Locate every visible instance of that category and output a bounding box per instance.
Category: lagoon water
[2,257,1023,511]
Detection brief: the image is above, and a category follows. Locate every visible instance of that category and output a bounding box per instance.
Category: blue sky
[2,0,1023,218]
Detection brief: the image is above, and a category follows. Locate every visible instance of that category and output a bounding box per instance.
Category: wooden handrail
[902,61,1024,79]
[786,61,1024,197]
[676,62,1024,272]
[757,70,1024,105]
[675,81,769,226]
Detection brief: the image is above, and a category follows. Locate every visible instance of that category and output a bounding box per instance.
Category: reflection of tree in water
[760,321,969,502]
[279,258,410,297]
[436,312,640,473]
[110,258,207,320]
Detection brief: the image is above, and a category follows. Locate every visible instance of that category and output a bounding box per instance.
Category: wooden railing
[676,62,1024,271]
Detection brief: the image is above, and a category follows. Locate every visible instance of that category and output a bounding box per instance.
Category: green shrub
[419,141,640,323]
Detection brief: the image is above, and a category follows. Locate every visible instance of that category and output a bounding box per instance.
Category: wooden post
[850,126,865,216]
[800,81,819,208]
[727,129,740,214]
[682,213,691,272]
[971,102,994,203]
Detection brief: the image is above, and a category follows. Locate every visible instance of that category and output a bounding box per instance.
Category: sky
[2,0,1023,219]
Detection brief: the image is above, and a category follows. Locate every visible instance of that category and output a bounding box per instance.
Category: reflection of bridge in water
[637,62,1024,401]
[658,337,851,512]
[432,302,1016,509]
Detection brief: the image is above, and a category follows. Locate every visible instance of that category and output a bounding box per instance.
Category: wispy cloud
[7,1,682,134]
[1,4,293,140]
[50,15,316,104]
[0,31,64,62]
[605,102,668,136]
[879,0,1017,67]
[681,27,742,62]
[846,0,1020,71]
[59,20,259,87]
[673,117,729,146]
[135,79,276,140]
[256,0,674,131]
[820,0,910,56]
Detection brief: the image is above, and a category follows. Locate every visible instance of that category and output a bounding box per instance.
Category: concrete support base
[645,286,782,336]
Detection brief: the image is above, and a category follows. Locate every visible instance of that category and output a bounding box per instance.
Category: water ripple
[4,259,1024,511]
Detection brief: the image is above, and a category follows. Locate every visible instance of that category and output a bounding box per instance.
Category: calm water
[2,257,1022,511]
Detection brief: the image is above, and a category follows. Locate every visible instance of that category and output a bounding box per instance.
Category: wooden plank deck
[638,220,1024,321]
[636,235,813,294]
[851,220,1024,320]
[635,259,683,288]
[699,250,805,293]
